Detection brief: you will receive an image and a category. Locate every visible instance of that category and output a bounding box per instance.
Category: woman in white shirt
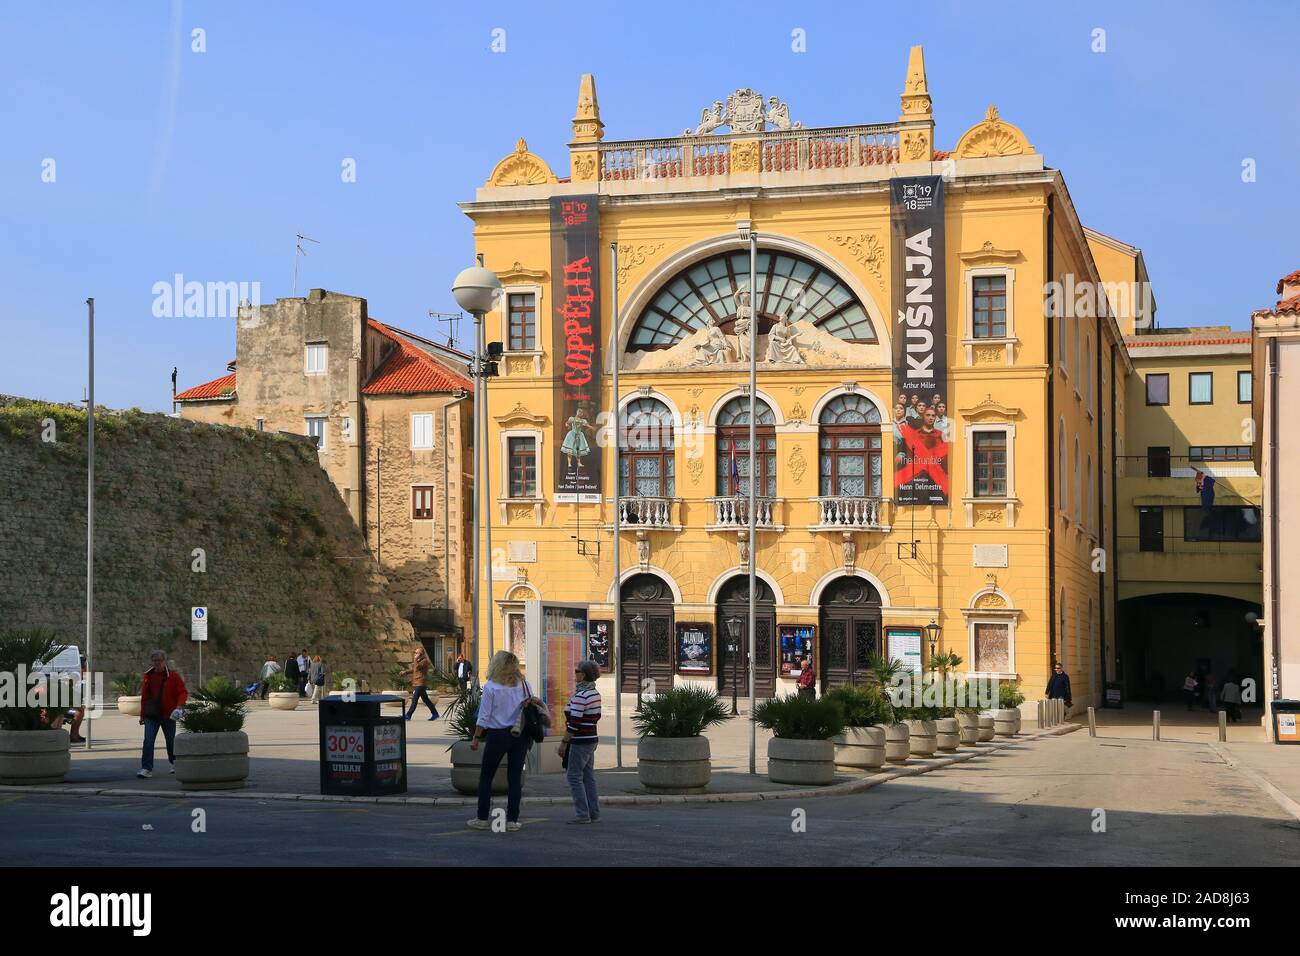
[467,651,546,831]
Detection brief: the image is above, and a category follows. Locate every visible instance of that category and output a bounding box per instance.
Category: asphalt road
[4,733,1298,867]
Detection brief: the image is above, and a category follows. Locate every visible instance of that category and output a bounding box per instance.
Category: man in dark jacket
[1046,663,1072,710]
[284,653,301,692]
[454,654,473,694]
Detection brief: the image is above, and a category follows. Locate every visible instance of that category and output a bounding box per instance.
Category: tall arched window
[1074,436,1082,522]
[1085,455,1093,532]
[818,394,882,498]
[716,396,776,497]
[630,249,874,350]
[620,397,675,498]
[1058,420,1067,512]
[1059,591,1067,667]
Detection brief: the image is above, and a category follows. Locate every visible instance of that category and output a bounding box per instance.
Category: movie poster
[889,175,950,506]
[551,195,602,503]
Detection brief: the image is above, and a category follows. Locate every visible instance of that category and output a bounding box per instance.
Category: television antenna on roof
[427,310,464,350]
[293,233,320,295]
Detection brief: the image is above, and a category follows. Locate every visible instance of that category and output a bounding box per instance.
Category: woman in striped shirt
[559,659,603,824]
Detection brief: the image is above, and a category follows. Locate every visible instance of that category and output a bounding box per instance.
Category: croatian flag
[1194,469,1217,509]
[729,441,740,496]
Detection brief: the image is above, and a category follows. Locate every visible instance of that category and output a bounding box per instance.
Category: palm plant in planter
[867,654,911,763]
[0,629,71,785]
[994,680,1026,736]
[631,686,732,792]
[112,673,142,717]
[927,653,965,751]
[264,671,300,711]
[896,672,943,757]
[382,664,412,706]
[824,685,892,770]
[175,677,249,790]
[753,695,845,786]
[444,689,521,795]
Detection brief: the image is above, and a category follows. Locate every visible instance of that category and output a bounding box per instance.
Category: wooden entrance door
[620,573,675,695]
[716,576,777,700]
[819,576,883,691]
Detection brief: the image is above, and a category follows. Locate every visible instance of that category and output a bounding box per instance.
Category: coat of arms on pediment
[685,89,803,136]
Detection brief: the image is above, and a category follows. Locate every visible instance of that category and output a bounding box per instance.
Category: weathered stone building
[177,290,473,669]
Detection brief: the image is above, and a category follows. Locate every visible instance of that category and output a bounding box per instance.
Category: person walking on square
[258,657,280,700]
[1046,662,1072,714]
[1221,674,1242,723]
[405,647,439,721]
[307,654,325,704]
[136,650,188,778]
[1182,671,1200,711]
[560,660,603,824]
[296,649,310,697]
[283,653,301,697]
[797,656,816,700]
[454,653,474,694]
[467,651,548,832]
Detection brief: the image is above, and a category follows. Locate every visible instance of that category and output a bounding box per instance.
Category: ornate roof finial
[571,73,604,144]
[899,45,933,119]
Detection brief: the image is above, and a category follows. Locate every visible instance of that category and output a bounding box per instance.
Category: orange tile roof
[1277,294,1300,314]
[1126,336,1250,347]
[362,320,474,395]
[1276,270,1300,293]
[174,372,236,401]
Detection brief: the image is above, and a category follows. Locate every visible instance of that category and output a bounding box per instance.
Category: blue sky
[2,1,1297,411]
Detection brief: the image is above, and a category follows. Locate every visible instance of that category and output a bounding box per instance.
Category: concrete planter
[0,729,70,785]
[906,719,938,756]
[637,735,711,791]
[449,739,525,795]
[268,692,300,711]
[767,737,835,786]
[884,722,911,763]
[831,725,886,770]
[174,731,249,791]
[956,711,981,745]
[117,696,142,717]
[993,708,1022,736]
[935,716,960,751]
[977,714,996,742]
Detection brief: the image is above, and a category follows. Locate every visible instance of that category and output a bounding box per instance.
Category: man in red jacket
[137,650,189,778]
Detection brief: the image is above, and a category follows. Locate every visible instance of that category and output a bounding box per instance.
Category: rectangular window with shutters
[974,623,1010,673]
[305,416,327,452]
[411,413,433,450]
[972,431,1007,497]
[305,343,328,375]
[508,293,536,351]
[971,275,1007,338]
[509,437,537,498]
[411,486,434,520]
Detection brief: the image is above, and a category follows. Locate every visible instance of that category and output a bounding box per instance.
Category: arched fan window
[630,250,874,350]
[619,397,675,498]
[818,394,882,497]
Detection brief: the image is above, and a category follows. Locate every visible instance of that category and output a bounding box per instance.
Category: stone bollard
[1153,709,1161,741]
[1087,705,1097,737]
[1218,710,1228,742]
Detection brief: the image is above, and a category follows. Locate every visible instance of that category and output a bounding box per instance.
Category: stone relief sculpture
[694,101,725,136]
[691,316,734,366]
[733,290,753,362]
[684,90,801,135]
[765,96,801,130]
[765,308,805,365]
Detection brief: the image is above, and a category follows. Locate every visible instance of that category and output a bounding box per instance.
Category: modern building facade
[459,49,1132,713]
[176,289,474,669]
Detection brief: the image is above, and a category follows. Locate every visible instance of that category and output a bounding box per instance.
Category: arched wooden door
[819,576,883,691]
[716,575,777,700]
[620,573,675,695]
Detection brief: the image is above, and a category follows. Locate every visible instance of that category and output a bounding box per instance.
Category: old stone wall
[0,397,416,689]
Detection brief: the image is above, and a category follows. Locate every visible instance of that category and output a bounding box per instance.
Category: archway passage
[620,573,675,695]
[716,575,777,700]
[818,576,882,691]
[1117,593,1263,706]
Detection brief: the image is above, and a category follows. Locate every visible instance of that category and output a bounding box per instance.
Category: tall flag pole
[610,242,623,769]
[747,232,758,775]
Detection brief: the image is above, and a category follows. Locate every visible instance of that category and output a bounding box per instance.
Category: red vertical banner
[551,195,602,503]
[890,175,950,505]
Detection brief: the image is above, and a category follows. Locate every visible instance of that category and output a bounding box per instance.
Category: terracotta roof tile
[1277,294,1300,314]
[1276,270,1300,293]
[175,372,236,401]
[362,320,474,395]
[1126,336,1250,347]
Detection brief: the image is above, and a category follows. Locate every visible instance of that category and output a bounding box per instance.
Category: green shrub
[999,680,1026,709]
[446,689,481,743]
[264,671,294,693]
[179,676,247,733]
[632,686,733,738]
[331,671,356,692]
[0,629,64,731]
[823,684,893,727]
[385,664,411,691]
[752,694,844,740]
[111,673,138,697]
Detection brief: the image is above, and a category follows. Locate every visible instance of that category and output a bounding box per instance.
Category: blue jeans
[565,740,599,820]
[406,686,439,718]
[141,717,176,771]
[477,728,529,823]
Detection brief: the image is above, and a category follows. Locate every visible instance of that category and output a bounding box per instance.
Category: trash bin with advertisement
[319,695,408,795]
[1271,699,1300,745]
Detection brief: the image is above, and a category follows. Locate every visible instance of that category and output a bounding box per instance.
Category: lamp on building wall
[925,619,942,672]
[452,263,502,669]
[726,616,742,715]
[628,613,646,712]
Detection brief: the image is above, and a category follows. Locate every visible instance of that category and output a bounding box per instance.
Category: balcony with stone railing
[705,496,784,532]
[607,495,683,531]
[596,123,908,186]
[809,496,892,532]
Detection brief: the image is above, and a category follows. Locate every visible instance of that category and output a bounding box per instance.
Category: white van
[32,645,84,678]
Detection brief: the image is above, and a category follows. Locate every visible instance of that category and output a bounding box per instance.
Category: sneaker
[169,765,175,774]
[466,818,491,831]
[567,817,592,825]
[507,822,522,832]
[136,769,152,779]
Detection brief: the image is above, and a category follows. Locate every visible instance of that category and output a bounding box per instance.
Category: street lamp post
[629,613,645,712]
[726,616,741,715]
[452,263,502,673]
[925,619,942,674]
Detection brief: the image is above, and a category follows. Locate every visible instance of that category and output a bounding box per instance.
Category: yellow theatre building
[458,46,1138,715]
